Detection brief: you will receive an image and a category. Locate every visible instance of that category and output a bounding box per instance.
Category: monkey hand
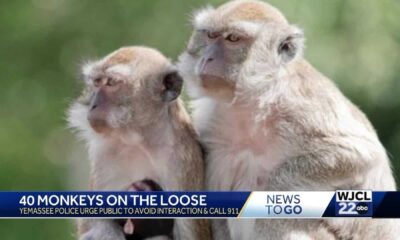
[121,179,163,236]
[117,179,174,239]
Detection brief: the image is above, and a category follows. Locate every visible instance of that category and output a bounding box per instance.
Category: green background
[0,0,399,239]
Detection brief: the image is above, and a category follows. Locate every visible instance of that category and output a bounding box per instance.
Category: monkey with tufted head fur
[68,46,210,240]
[178,0,399,239]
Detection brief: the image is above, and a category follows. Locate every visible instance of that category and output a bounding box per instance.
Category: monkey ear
[162,71,183,102]
[277,26,304,63]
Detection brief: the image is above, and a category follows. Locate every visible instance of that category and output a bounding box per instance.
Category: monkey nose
[90,104,97,111]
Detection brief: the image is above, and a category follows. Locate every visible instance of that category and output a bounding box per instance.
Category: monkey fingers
[131,179,163,192]
[123,219,134,235]
[122,180,159,236]
[117,179,174,239]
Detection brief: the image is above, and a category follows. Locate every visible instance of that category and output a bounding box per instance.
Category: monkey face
[195,29,253,97]
[178,1,282,101]
[179,23,257,101]
[178,0,304,102]
[83,75,133,133]
[70,47,182,135]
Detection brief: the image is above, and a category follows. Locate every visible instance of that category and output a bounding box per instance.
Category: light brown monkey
[178,0,399,239]
[68,46,210,240]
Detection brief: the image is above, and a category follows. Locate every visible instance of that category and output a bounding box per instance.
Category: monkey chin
[88,116,112,134]
[199,74,235,101]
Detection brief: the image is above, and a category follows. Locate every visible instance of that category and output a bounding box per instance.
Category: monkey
[116,179,174,240]
[67,46,211,240]
[178,0,399,239]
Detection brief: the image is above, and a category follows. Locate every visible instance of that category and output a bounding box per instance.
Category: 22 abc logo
[335,190,372,216]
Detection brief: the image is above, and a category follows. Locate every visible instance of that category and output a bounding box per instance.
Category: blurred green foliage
[0,0,399,239]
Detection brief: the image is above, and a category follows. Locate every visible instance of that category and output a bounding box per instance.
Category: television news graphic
[334,190,372,217]
[0,191,399,218]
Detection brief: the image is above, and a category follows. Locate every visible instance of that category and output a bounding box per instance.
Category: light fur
[178,0,398,239]
[68,46,210,240]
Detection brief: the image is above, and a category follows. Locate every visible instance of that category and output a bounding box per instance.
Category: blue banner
[0,191,249,218]
[0,191,399,218]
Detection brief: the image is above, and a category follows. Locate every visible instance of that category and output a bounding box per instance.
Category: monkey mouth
[87,109,111,133]
[88,117,110,133]
[199,74,233,90]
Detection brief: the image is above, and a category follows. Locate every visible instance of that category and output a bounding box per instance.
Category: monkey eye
[107,77,119,86]
[226,34,241,43]
[207,31,219,39]
[93,77,102,87]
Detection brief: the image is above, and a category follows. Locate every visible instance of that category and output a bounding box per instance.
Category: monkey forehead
[194,0,287,30]
[105,64,133,78]
[82,46,170,79]
[104,46,169,66]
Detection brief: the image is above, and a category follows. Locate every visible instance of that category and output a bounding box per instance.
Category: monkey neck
[129,100,191,148]
[91,108,175,153]
[234,58,314,104]
[210,59,315,129]
[137,108,177,149]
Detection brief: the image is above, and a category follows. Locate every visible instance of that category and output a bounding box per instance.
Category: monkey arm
[78,219,126,240]
[261,134,397,240]
[266,135,379,191]
[175,173,211,239]
[171,138,212,240]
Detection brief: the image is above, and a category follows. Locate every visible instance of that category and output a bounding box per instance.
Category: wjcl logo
[335,190,373,217]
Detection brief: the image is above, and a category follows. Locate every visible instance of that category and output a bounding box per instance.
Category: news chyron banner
[0,191,399,218]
